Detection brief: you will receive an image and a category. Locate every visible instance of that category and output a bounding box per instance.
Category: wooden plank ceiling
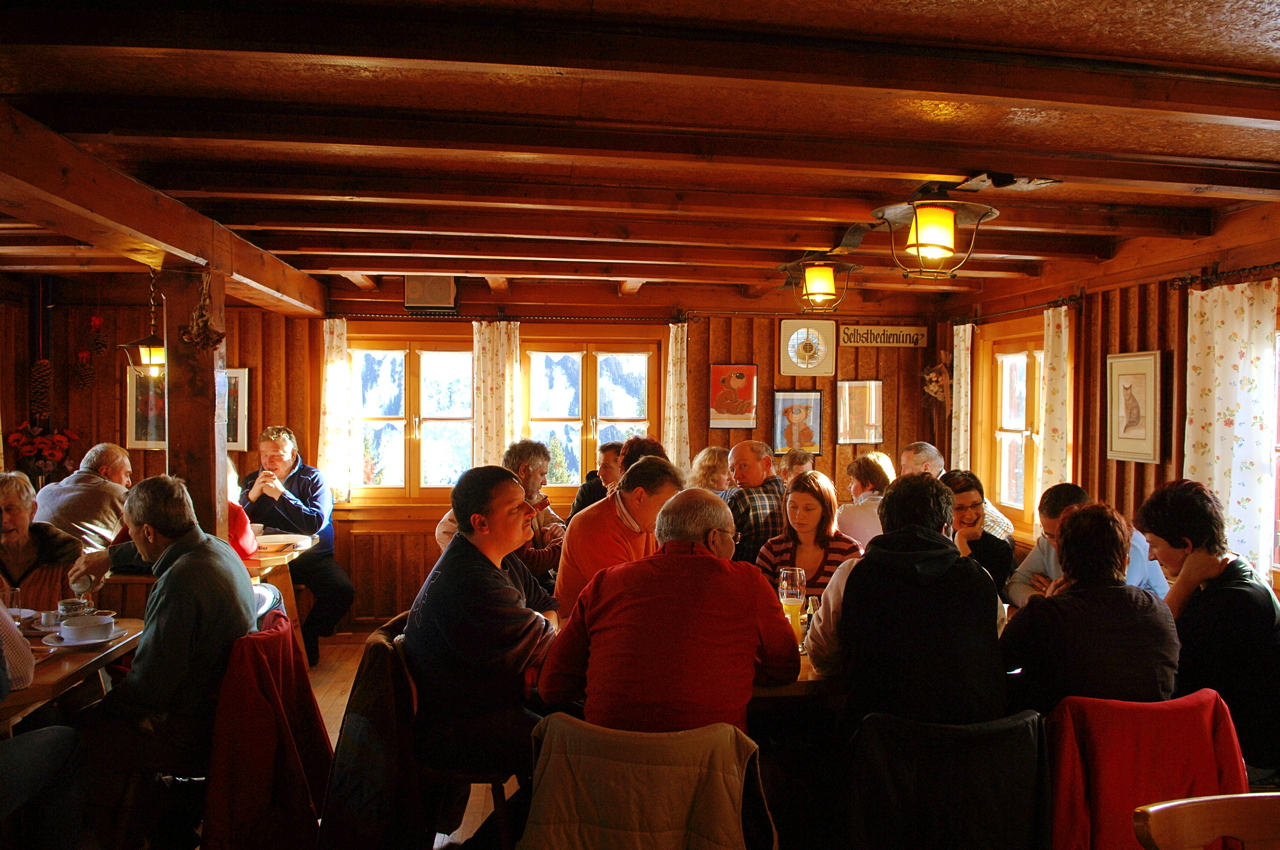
[0,0,1277,316]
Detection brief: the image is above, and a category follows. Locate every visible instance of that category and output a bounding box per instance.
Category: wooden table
[0,618,144,737]
[243,541,312,654]
[751,655,842,700]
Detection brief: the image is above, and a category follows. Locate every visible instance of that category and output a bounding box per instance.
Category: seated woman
[0,471,82,613]
[1134,479,1280,782]
[836,452,894,547]
[1000,502,1179,715]
[688,445,731,499]
[757,471,861,597]
[940,470,1016,600]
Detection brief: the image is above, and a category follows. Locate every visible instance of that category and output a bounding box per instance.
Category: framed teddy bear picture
[773,390,822,456]
[709,364,758,429]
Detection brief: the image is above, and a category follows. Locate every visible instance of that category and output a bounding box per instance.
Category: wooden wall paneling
[260,314,288,438]
[1168,285,1189,481]
[238,309,263,465]
[686,317,711,455]
[349,529,379,621]
[753,318,775,448]
[286,317,312,459]
[880,344,902,474]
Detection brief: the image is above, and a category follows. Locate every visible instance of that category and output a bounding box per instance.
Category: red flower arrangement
[5,421,80,477]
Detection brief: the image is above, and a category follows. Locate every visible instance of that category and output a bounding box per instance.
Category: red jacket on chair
[1048,688,1247,850]
[203,609,333,850]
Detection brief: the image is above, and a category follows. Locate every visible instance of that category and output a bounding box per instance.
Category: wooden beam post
[163,269,228,538]
[485,276,509,293]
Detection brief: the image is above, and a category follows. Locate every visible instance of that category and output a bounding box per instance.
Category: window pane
[353,350,405,417]
[361,421,405,486]
[420,351,471,417]
[597,353,649,418]
[421,421,472,487]
[600,421,649,444]
[528,422,581,484]
[999,353,1027,431]
[528,352,582,418]
[996,431,1025,509]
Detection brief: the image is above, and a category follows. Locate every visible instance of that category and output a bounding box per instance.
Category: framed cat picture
[1106,351,1160,463]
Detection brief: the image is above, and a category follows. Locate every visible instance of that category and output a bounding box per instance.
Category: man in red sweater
[540,488,800,732]
[554,456,683,613]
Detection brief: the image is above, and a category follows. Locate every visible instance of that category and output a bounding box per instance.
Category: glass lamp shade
[121,333,166,377]
[905,204,956,259]
[802,265,837,305]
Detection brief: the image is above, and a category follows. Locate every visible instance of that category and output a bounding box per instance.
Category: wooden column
[164,269,228,538]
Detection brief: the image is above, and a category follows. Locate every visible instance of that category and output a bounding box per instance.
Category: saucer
[43,627,126,648]
[7,608,36,621]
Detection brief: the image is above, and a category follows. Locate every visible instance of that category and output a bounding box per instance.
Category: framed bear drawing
[709,364,758,429]
[773,390,822,455]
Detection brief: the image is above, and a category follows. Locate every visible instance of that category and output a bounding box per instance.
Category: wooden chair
[1134,792,1280,849]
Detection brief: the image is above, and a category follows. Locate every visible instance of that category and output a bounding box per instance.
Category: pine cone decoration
[74,351,95,391]
[89,316,108,356]
[30,359,53,418]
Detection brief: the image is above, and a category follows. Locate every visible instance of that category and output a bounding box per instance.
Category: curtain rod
[333,311,687,323]
[1164,260,1280,290]
[956,293,1082,326]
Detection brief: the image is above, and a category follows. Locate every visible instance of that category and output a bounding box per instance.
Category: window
[973,317,1044,538]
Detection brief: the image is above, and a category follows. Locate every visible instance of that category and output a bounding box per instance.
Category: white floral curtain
[662,323,690,470]
[1185,279,1278,573]
[473,320,521,467]
[950,323,974,470]
[317,318,354,503]
[1039,305,1072,502]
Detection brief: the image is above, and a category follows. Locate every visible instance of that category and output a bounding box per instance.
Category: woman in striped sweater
[756,471,861,597]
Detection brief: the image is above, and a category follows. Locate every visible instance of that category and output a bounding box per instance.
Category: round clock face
[787,326,827,370]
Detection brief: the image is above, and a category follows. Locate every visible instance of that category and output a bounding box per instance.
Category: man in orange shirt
[554,457,683,614]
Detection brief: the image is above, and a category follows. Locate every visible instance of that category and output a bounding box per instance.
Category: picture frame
[226,368,249,451]
[837,380,883,444]
[1107,351,1161,463]
[709,364,758,429]
[126,370,166,450]
[773,390,822,455]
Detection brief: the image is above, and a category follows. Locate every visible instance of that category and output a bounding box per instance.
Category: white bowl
[60,614,115,642]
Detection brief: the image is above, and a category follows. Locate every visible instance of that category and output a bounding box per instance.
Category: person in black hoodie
[829,472,1007,727]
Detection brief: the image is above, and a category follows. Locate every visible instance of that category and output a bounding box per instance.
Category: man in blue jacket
[241,425,353,666]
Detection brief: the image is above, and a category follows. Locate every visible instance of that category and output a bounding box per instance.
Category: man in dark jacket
[833,473,1006,727]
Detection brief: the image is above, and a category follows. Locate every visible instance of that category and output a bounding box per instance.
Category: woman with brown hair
[688,446,731,498]
[756,470,861,596]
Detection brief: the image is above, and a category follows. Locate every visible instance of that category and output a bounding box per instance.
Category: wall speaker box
[404,275,457,313]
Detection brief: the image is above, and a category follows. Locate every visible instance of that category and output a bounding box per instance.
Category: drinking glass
[777,568,806,648]
[2,587,21,623]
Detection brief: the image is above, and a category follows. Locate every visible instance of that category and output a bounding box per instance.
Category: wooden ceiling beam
[0,256,151,273]
[159,171,1211,238]
[57,115,1280,200]
[485,276,509,293]
[0,103,325,315]
[338,271,378,290]
[6,11,1280,126]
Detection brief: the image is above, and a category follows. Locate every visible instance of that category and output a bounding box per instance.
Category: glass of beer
[777,568,806,649]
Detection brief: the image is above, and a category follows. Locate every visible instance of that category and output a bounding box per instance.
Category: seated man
[566,441,622,522]
[540,488,798,732]
[899,441,1015,541]
[1005,482,1168,608]
[555,456,683,614]
[241,425,353,666]
[777,448,815,486]
[940,470,1016,599]
[435,439,566,587]
[34,442,132,552]
[1001,503,1179,715]
[809,473,1006,726]
[725,440,786,563]
[77,475,256,840]
[1135,480,1280,780]
[402,465,559,778]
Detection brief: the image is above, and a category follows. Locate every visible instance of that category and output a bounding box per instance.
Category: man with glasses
[539,488,798,733]
[1005,482,1167,609]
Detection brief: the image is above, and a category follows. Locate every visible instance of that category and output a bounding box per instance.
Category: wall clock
[779,319,837,377]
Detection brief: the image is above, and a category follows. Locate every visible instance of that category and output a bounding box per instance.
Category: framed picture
[710,364,758,429]
[126,370,166,449]
[226,368,249,451]
[837,380,883,444]
[1107,351,1161,463]
[773,390,822,455]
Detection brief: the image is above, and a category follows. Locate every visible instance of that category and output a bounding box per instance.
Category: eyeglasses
[710,528,741,544]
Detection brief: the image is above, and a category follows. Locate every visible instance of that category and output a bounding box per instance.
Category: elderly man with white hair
[539,488,799,733]
[34,442,132,552]
[899,441,1015,541]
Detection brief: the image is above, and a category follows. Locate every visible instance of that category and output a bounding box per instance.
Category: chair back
[203,609,333,850]
[517,713,774,850]
[1134,792,1280,849]
[843,710,1048,850]
[1049,689,1248,850]
[251,581,284,626]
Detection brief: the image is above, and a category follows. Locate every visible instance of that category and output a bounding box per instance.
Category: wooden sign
[839,325,929,348]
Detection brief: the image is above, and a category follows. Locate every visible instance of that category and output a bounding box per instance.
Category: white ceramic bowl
[60,614,115,642]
